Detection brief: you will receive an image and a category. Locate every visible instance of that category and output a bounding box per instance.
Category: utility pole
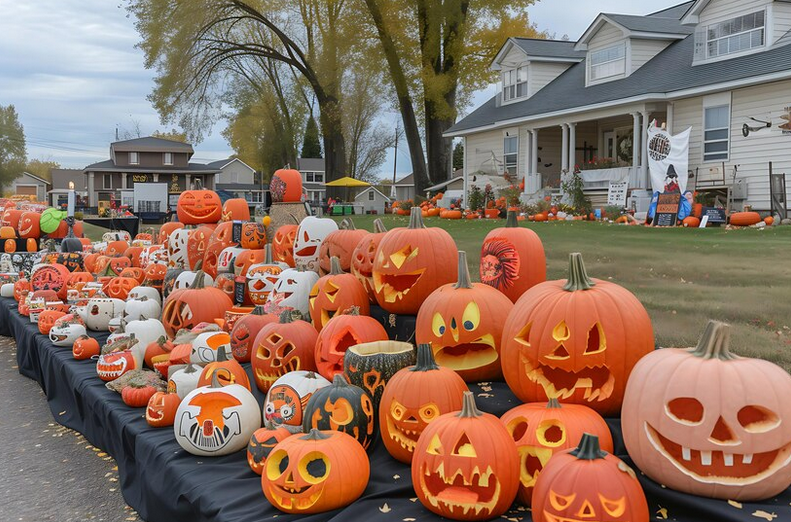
[390,122,398,200]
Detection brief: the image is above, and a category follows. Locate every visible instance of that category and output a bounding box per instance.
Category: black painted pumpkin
[302,374,375,450]
[343,341,415,411]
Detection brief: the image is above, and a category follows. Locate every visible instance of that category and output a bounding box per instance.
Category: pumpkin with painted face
[174,370,262,456]
[263,429,369,514]
[412,391,519,520]
[373,207,458,315]
[314,310,388,381]
[177,189,223,225]
[247,421,292,475]
[246,245,288,306]
[350,219,387,302]
[317,218,368,275]
[532,434,648,522]
[161,271,233,338]
[146,391,181,428]
[500,253,653,417]
[308,257,370,332]
[501,399,613,505]
[342,340,414,411]
[303,374,376,449]
[49,314,87,346]
[416,251,513,382]
[267,267,319,317]
[264,371,331,429]
[251,311,318,392]
[19,212,41,239]
[293,216,338,273]
[229,305,278,363]
[272,224,297,267]
[622,321,791,501]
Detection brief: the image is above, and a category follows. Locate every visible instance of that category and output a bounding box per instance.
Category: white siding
[500,45,528,67]
[773,2,791,43]
[529,62,572,96]
[354,189,390,214]
[217,160,254,184]
[698,0,771,26]
[589,23,626,50]
[630,39,672,72]
[466,128,510,176]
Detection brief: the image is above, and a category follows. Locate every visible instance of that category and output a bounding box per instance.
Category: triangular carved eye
[452,433,477,457]
[427,434,443,455]
[576,499,596,518]
[514,322,532,347]
[389,245,419,269]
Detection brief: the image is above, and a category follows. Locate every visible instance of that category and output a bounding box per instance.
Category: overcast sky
[0,0,683,175]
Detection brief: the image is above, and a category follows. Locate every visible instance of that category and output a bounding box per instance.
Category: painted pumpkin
[221,198,251,222]
[174,370,262,456]
[237,222,267,250]
[303,374,376,450]
[168,363,202,399]
[308,257,370,331]
[502,399,613,505]
[267,267,319,317]
[317,218,368,275]
[272,224,297,267]
[146,391,181,428]
[49,314,86,346]
[314,310,388,381]
[262,429,369,514]
[190,330,233,365]
[176,189,223,225]
[342,340,415,410]
[480,210,546,302]
[622,321,791,501]
[532,434,648,522]
[161,271,233,338]
[230,305,278,363]
[251,310,318,392]
[264,371,331,429]
[500,253,654,417]
[19,212,41,239]
[293,216,338,273]
[350,219,387,302]
[373,207,458,315]
[270,168,303,203]
[412,391,519,520]
[246,245,287,306]
[197,346,252,390]
[417,251,514,382]
[247,421,291,475]
[73,335,100,360]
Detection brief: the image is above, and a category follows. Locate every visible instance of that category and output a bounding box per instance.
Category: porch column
[121,173,128,190]
[186,174,192,190]
[530,129,540,193]
[568,123,577,172]
[667,102,675,134]
[561,124,569,173]
[87,172,95,207]
[522,130,532,195]
[153,174,159,182]
[632,112,641,176]
[462,136,468,207]
[640,110,650,187]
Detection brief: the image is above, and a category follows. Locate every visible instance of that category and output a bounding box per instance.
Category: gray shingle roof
[83,159,220,174]
[604,13,693,35]
[206,158,233,169]
[511,38,585,60]
[111,136,194,153]
[296,158,325,172]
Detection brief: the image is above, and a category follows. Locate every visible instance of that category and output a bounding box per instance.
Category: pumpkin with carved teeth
[49,314,86,346]
[308,257,369,332]
[350,219,387,302]
[314,309,388,381]
[96,350,136,381]
[272,224,297,267]
[251,311,318,392]
[176,189,223,225]
[293,216,338,273]
[622,321,791,501]
[500,253,653,417]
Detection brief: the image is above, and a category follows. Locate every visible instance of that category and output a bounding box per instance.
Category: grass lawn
[83,217,791,370]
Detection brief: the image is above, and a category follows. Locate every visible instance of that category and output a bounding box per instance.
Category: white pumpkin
[1,283,13,298]
[266,268,319,317]
[168,363,203,399]
[173,270,213,293]
[124,318,167,367]
[293,216,338,273]
[190,331,232,365]
[123,296,161,321]
[108,316,123,334]
[174,374,262,456]
[131,239,152,248]
[168,228,190,269]
[80,296,126,331]
[48,314,86,346]
[141,246,168,269]
[127,285,161,305]
[102,230,131,243]
[217,246,245,274]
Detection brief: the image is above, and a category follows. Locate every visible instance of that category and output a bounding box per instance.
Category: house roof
[18,171,51,185]
[206,157,256,172]
[296,158,325,172]
[111,136,194,153]
[425,176,463,193]
[83,159,220,175]
[394,173,414,186]
[576,5,694,49]
[354,186,391,202]
[448,4,791,136]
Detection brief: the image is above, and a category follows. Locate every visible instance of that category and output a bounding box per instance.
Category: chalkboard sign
[702,207,727,224]
[655,193,681,227]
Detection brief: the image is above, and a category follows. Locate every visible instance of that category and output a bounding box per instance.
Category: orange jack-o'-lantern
[157,222,185,245]
[264,371,331,428]
[230,305,278,363]
[500,253,654,417]
[146,391,181,428]
[73,334,100,360]
[105,240,129,258]
[373,208,458,315]
[239,222,267,250]
[247,421,291,475]
[314,310,388,381]
[176,189,222,224]
[622,321,791,501]
[213,272,236,300]
[351,219,387,302]
[532,434,648,522]
[197,346,252,390]
[38,309,66,335]
[252,311,318,392]
[187,225,214,270]
[119,267,146,284]
[221,198,251,222]
[303,374,376,449]
[317,218,368,275]
[416,251,514,382]
[161,271,233,338]
[501,399,613,505]
[19,212,41,239]
[412,391,519,520]
[30,264,70,300]
[233,249,265,279]
[201,221,235,278]
[102,276,138,300]
[272,224,297,267]
[246,245,287,306]
[14,278,31,302]
[308,257,370,332]
[96,350,137,381]
[142,263,167,293]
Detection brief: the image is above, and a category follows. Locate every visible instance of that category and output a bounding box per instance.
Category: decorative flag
[647,121,692,194]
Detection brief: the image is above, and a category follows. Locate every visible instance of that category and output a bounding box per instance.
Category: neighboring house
[392,173,415,202]
[49,168,87,208]
[10,172,50,201]
[447,0,791,212]
[296,158,326,203]
[82,137,220,209]
[209,157,266,204]
[354,186,391,214]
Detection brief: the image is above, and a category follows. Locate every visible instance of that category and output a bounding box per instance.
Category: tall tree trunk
[425,112,454,184]
[317,94,347,200]
[363,0,430,195]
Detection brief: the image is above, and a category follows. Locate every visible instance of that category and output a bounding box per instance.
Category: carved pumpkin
[262,429,369,514]
[247,421,291,475]
[350,219,387,302]
[373,207,458,315]
[168,362,202,399]
[251,311,318,392]
[167,228,190,269]
[213,272,236,301]
[236,222,267,250]
[197,346,252,390]
[480,210,546,302]
[317,218,368,275]
[128,285,161,305]
[532,434,648,522]
[19,212,41,239]
[293,216,338,273]
[119,267,145,284]
[227,305,277,363]
[82,296,126,331]
[417,251,514,382]
[622,321,791,501]
[146,391,181,428]
[500,253,653,416]
[38,309,66,335]
[221,198,250,222]
[30,264,70,300]
[267,267,319,317]
[157,222,184,245]
[2,208,23,229]
[308,257,370,331]
[174,370,262,456]
[217,246,245,275]
[314,310,388,381]
[96,350,136,381]
[13,278,30,302]
[105,240,129,258]
[501,399,613,505]
[412,391,519,520]
[176,189,223,225]
[302,374,376,449]
[270,168,303,203]
[202,221,235,278]
[161,271,233,338]
[342,340,415,411]
[102,276,138,300]
[142,262,167,293]
[187,225,214,270]
[246,245,287,305]
[264,371,331,428]
[102,230,131,243]
[272,224,297,267]
[190,330,233,365]
[49,314,86,346]
[72,335,100,360]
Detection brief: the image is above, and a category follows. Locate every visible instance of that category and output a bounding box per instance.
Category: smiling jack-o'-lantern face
[272,225,297,267]
[247,423,292,475]
[96,350,136,381]
[293,217,338,273]
[622,321,791,501]
[146,391,181,428]
[186,226,213,270]
[314,314,388,381]
[19,212,41,239]
[177,190,222,224]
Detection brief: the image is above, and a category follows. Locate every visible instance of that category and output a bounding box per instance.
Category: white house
[354,186,391,214]
[209,157,265,204]
[10,172,50,201]
[296,158,326,203]
[446,0,791,213]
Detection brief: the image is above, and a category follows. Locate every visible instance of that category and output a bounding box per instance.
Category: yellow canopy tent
[324,176,371,205]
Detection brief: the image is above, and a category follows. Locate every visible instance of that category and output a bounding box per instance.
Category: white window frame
[368,190,375,201]
[706,10,766,60]
[129,152,139,165]
[703,102,731,163]
[314,172,324,183]
[103,174,113,189]
[589,44,626,82]
[502,66,529,103]
[163,152,173,165]
[503,135,519,175]
[305,172,314,183]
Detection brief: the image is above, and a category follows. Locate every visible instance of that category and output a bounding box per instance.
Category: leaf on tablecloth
[393,474,400,480]
[403,519,416,521]
[727,500,742,509]
[58,411,66,415]
[752,511,777,521]
[656,506,668,519]
[477,393,493,398]
[380,503,391,513]
[409,498,417,502]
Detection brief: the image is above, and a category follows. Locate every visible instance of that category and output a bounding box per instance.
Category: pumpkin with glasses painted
[500,253,653,417]
[622,321,791,501]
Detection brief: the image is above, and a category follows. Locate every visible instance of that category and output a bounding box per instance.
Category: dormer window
[502,66,528,102]
[590,44,625,81]
[706,11,765,59]
[163,152,173,165]
[129,152,139,165]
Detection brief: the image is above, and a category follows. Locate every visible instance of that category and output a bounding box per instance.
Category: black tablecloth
[1,296,789,522]
[82,217,141,238]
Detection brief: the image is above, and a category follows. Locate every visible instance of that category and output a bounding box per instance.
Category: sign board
[607,181,628,207]
[655,193,681,227]
[702,206,727,224]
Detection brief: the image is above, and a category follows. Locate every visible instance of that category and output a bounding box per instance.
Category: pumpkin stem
[216,345,229,362]
[373,219,387,234]
[183,362,198,375]
[251,305,267,316]
[210,367,232,388]
[189,270,208,290]
[194,258,203,271]
[505,210,519,228]
[412,344,440,372]
[300,428,331,441]
[453,251,473,290]
[343,305,361,316]
[264,244,274,264]
[563,253,596,292]
[329,256,343,275]
[331,374,350,387]
[457,391,483,418]
[690,321,738,360]
[340,218,356,230]
[570,433,608,460]
[408,207,426,229]
[547,398,562,409]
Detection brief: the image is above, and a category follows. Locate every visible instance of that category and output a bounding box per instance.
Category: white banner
[647,121,691,194]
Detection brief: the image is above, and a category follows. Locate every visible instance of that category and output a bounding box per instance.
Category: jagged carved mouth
[147,407,164,421]
[97,358,127,379]
[270,484,324,511]
[434,335,498,371]
[520,353,614,402]
[644,423,791,484]
[419,462,501,517]
[385,415,420,452]
[254,358,302,387]
[517,445,553,489]
[373,270,425,303]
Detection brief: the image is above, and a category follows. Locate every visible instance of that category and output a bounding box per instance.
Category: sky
[0,0,684,176]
